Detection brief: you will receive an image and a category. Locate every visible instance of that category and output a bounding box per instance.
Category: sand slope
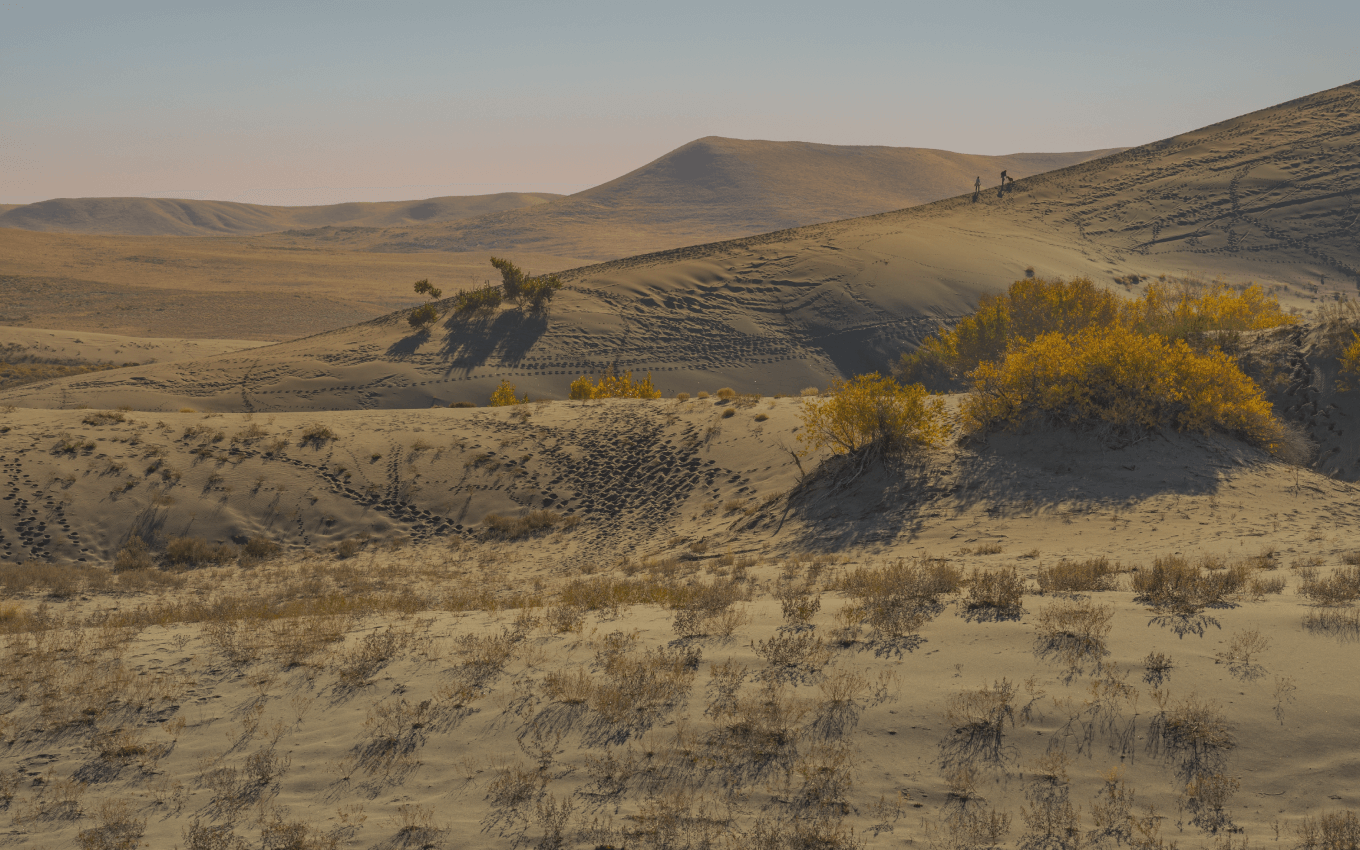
[0,193,563,237]
[289,138,1123,260]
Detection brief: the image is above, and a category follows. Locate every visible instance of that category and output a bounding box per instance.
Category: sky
[2,0,1357,206]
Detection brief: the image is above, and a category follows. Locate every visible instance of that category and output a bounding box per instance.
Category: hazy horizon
[4,0,1357,206]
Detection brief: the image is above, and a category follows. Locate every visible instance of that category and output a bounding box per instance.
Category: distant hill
[290,138,1124,260]
[0,193,563,237]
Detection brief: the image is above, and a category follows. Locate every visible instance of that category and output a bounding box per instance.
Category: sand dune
[5,83,1356,453]
[283,138,1123,260]
[0,193,563,237]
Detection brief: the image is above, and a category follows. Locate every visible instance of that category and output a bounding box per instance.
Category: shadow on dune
[773,429,1250,553]
[434,310,549,369]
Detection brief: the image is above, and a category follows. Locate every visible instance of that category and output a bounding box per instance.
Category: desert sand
[2,82,1359,850]
[0,398,1356,848]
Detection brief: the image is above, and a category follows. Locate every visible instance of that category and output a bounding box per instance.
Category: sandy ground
[0,399,1356,848]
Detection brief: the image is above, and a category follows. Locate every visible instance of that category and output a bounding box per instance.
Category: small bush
[964,567,1025,612]
[676,392,690,401]
[408,303,440,330]
[298,423,337,447]
[242,537,281,560]
[113,537,155,572]
[1132,555,1250,614]
[696,391,710,399]
[716,387,736,400]
[164,537,237,569]
[1339,332,1360,392]
[1037,557,1117,593]
[836,558,961,640]
[1298,565,1360,606]
[721,408,735,419]
[489,256,562,311]
[449,401,476,408]
[1034,598,1113,668]
[82,410,128,426]
[798,372,947,456]
[483,510,573,540]
[489,379,527,406]
[801,386,819,397]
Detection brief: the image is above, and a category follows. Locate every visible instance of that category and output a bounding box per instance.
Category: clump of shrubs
[902,275,1297,388]
[483,510,579,540]
[962,323,1300,458]
[164,536,238,569]
[798,372,947,456]
[569,371,661,400]
[1131,554,1251,615]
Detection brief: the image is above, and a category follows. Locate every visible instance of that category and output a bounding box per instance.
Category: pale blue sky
[2,0,1356,205]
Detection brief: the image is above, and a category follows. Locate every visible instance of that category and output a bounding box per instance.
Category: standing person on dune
[1000,169,1008,191]
[974,176,981,198]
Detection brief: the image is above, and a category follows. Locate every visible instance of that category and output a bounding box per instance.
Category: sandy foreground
[0,397,1357,848]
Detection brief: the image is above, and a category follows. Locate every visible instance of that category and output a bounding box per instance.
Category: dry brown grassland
[0,533,1356,848]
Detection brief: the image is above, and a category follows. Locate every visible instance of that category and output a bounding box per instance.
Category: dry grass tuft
[963,567,1025,616]
[483,509,579,540]
[1295,810,1360,850]
[834,558,961,642]
[1033,598,1113,671]
[1131,554,1251,615]
[1037,557,1118,593]
[1297,565,1360,606]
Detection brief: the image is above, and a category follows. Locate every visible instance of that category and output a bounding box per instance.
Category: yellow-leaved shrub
[798,373,947,455]
[961,324,1298,457]
[489,379,527,406]
[901,276,1296,388]
[567,371,661,400]
[1340,332,1360,392]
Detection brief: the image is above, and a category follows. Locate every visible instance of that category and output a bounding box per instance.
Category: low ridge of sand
[0,193,564,238]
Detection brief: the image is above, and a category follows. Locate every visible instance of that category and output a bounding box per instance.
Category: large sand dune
[285,138,1123,260]
[0,193,563,237]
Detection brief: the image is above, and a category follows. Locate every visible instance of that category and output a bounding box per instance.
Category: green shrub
[453,284,503,314]
[408,303,440,330]
[489,256,562,311]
